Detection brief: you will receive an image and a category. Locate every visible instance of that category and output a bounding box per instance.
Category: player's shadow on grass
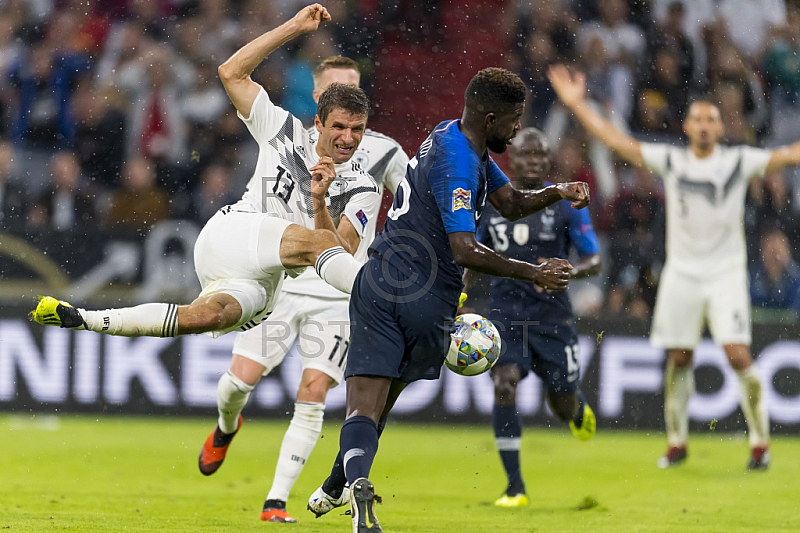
[477,496,607,513]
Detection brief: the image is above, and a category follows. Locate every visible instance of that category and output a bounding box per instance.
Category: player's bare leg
[724,343,770,470]
[32,292,243,337]
[262,368,334,523]
[279,225,362,294]
[198,354,264,476]
[659,349,693,468]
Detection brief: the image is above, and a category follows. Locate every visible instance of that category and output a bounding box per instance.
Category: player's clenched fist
[556,181,590,209]
[291,4,331,34]
[530,257,573,291]
[310,155,336,201]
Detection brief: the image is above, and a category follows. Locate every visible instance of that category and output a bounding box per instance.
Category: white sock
[266,401,325,502]
[664,360,694,447]
[315,246,361,294]
[217,371,254,434]
[736,366,770,447]
[81,303,178,337]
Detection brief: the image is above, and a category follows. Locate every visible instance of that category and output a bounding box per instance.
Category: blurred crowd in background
[2,0,800,319]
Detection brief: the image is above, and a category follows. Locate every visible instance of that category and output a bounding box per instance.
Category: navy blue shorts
[345,258,458,383]
[489,303,580,395]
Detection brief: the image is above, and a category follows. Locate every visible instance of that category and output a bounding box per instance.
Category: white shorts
[232,292,351,384]
[194,209,297,337]
[651,265,751,348]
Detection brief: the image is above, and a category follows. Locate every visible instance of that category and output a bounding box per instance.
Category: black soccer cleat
[349,477,382,533]
[657,445,687,469]
[31,296,87,329]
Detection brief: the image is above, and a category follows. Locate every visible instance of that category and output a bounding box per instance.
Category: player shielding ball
[30,6,366,343]
[548,63,800,470]
[199,55,408,523]
[466,127,601,507]
[308,68,590,533]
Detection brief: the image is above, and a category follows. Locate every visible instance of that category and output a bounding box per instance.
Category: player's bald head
[464,67,526,114]
[510,127,549,154]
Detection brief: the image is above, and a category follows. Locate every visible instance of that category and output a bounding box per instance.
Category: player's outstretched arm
[547,64,646,168]
[766,140,800,173]
[218,4,331,118]
[449,232,572,291]
[489,181,589,221]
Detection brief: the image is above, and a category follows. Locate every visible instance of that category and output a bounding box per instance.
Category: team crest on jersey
[452,188,472,212]
[353,152,369,169]
[329,176,352,193]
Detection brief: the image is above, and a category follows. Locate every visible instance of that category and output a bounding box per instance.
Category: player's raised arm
[765,139,800,173]
[218,4,331,118]
[547,64,646,168]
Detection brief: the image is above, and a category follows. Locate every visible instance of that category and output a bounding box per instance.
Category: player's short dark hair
[317,83,370,125]
[313,56,360,79]
[464,67,526,113]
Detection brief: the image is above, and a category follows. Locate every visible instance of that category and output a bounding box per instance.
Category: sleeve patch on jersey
[452,188,472,212]
[356,209,369,229]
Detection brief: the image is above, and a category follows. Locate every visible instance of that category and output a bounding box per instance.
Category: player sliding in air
[307,67,590,533]
[30,4,370,341]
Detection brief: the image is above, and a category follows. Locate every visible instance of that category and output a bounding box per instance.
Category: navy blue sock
[322,450,347,498]
[340,415,379,485]
[573,392,586,428]
[493,403,525,495]
[322,416,388,497]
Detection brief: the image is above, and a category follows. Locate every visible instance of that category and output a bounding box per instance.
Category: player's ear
[312,89,321,103]
[314,114,323,132]
[485,113,496,129]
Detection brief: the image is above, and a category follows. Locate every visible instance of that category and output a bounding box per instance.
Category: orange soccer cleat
[198,414,242,476]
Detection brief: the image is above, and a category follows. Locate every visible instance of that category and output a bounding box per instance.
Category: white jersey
[641,143,771,278]
[281,127,409,298]
[234,87,380,237]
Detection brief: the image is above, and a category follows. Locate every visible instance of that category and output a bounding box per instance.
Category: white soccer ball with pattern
[444,313,502,376]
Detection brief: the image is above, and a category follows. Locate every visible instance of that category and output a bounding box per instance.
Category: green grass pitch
[2,414,799,532]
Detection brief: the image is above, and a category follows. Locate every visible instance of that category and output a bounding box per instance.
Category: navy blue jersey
[477,186,599,324]
[370,120,509,301]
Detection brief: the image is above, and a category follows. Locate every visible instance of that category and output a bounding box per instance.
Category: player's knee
[493,369,519,403]
[280,225,336,267]
[668,349,693,368]
[297,373,335,403]
[310,229,340,256]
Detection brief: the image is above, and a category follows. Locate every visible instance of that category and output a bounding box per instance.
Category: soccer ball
[444,313,502,376]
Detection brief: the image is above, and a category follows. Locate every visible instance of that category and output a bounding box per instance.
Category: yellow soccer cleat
[494,494,530,508]
[570,402,596,442]
[459,292,468,308]
[30,296,86,329]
